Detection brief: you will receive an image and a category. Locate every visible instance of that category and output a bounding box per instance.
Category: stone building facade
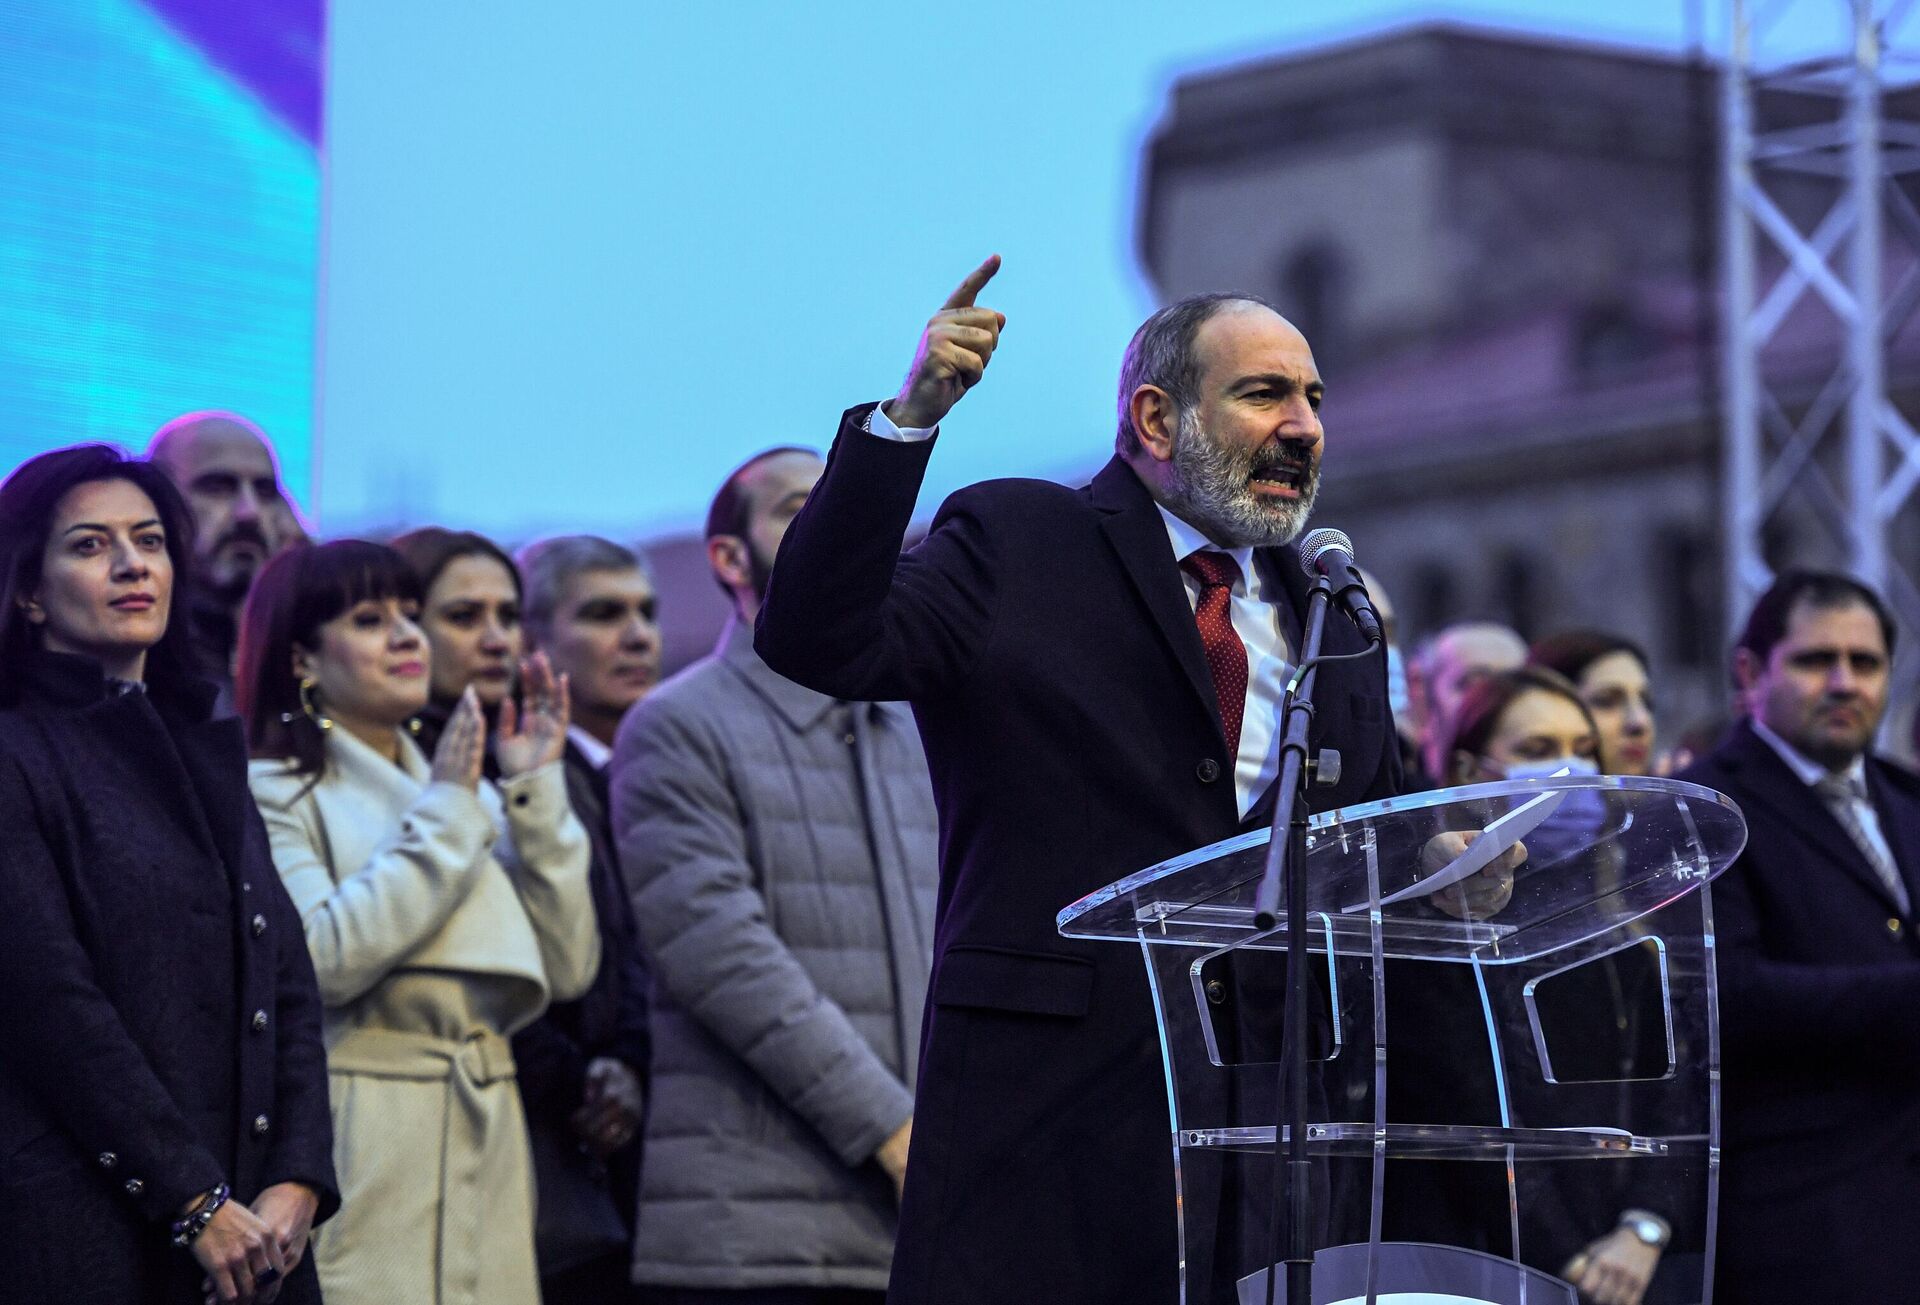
[1137,22,1920,740]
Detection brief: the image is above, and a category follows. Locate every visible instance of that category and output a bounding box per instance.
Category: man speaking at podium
[756,258,1406,1305]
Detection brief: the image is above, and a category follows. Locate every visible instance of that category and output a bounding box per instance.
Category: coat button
[252,914,267,937]
[124,1178,144,1196]
[512,792,530,808]
[253,1114,271,1137]
[1196,758,1221,783]
[1204,978,1227,1005]
[242,881,252,892]
[1890,918,1904,936]
[97,1152,117,1170]
[251,1010,269,1033]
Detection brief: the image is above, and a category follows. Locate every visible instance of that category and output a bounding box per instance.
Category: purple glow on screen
[142,0,324,145]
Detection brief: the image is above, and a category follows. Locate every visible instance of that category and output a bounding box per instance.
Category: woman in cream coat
[235,541,600,1305]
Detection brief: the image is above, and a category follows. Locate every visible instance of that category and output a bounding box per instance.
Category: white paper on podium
[1340,780,1568,914]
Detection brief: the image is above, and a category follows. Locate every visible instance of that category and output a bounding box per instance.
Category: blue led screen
[0,0,322,507]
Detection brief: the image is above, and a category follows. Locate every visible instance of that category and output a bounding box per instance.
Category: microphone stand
[1253,573,1333,1305]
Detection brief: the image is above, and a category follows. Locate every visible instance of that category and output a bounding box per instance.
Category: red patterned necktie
[1181,550,1248,763]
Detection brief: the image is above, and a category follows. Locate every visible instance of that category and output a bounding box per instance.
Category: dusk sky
[316,0,1860,541]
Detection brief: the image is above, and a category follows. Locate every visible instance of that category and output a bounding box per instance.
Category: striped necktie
[1815,771,1909,915]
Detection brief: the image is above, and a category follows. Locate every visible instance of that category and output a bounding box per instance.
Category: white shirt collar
[567,724,614,771]
[1750,715,1868,789]
[1154,503,1260,596]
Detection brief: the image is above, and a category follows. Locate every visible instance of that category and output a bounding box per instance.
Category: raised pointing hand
[886,255,1006,430]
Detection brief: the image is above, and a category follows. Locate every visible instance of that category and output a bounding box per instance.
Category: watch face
[1627,1217,1665,1246]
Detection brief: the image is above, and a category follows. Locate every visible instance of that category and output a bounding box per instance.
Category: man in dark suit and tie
[755,258,1491,1304]
[1677,570,1920,1303]
[511,534,656,1299]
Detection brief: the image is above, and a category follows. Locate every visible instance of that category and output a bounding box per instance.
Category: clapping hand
[495,652,570,778]
[428,687,486,791]
[885,255,1006,430]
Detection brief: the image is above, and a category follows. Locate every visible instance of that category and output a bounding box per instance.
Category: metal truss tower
[1722,0,1920,676]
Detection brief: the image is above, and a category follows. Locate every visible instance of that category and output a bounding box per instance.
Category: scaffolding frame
[1722,0,1920,674]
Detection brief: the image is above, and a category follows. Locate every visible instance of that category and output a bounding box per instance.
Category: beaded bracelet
[170,1182,231,1249]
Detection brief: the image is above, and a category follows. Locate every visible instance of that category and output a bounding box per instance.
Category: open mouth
[1248,452,1312,498]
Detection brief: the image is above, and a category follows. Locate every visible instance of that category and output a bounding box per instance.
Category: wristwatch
[1619,1209,1671,1249]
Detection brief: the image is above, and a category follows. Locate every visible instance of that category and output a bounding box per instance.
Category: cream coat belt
[321,1026,527,1305]
[326,1026,518,1084]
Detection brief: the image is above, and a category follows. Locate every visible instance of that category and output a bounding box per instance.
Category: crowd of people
[0,277,1914,1305]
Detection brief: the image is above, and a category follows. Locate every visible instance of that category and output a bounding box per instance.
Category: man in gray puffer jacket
[610,447,938,1304]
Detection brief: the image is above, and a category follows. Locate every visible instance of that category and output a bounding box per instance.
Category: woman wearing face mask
[390,527,524,763]
[0,446,337,1305]
[1380,668,1606,1270]
[237,540,600,1305]
[1448,668,1673,1305]
[1527,631,1661,777]
[1446,665,1603,787]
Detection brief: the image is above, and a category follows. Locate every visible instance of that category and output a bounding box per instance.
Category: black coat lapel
[1868,759,1920,913]
[1090,458,1224,742]
[1239,541,1377,831]
[1726,723,1906,913]
[174,716,254,886]
[1257,541,1371,662]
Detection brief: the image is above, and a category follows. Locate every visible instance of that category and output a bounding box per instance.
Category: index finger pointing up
[942,254,1002,310]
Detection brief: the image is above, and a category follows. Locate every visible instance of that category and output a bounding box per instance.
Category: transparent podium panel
[1057,778,1746,1305]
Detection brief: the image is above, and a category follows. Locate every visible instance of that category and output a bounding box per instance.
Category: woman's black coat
[0,651,339,1303]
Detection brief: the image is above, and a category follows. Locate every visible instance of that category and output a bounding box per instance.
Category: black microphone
[1298,528,1384,646]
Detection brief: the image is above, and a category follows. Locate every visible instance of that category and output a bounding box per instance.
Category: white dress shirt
[1154,505,1295,816]
[567,724,614,772]
[866,402,1292,815]
[1750,716,1902,902]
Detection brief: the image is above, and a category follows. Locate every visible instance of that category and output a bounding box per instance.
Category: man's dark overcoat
[756,408,1400,1305]
[513,736,653,1272]
[1679,721,1920,1304]
[0,651,338,1303]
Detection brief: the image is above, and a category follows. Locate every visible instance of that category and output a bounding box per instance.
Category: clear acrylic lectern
[1058,775,1749,1305]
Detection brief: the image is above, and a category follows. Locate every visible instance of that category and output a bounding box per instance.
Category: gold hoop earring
[281,676,333,731]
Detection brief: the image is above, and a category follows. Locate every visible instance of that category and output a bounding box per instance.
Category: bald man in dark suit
[756,259,1424,1305]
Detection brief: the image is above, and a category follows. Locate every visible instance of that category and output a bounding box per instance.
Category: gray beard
[1156,406,1319,549]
